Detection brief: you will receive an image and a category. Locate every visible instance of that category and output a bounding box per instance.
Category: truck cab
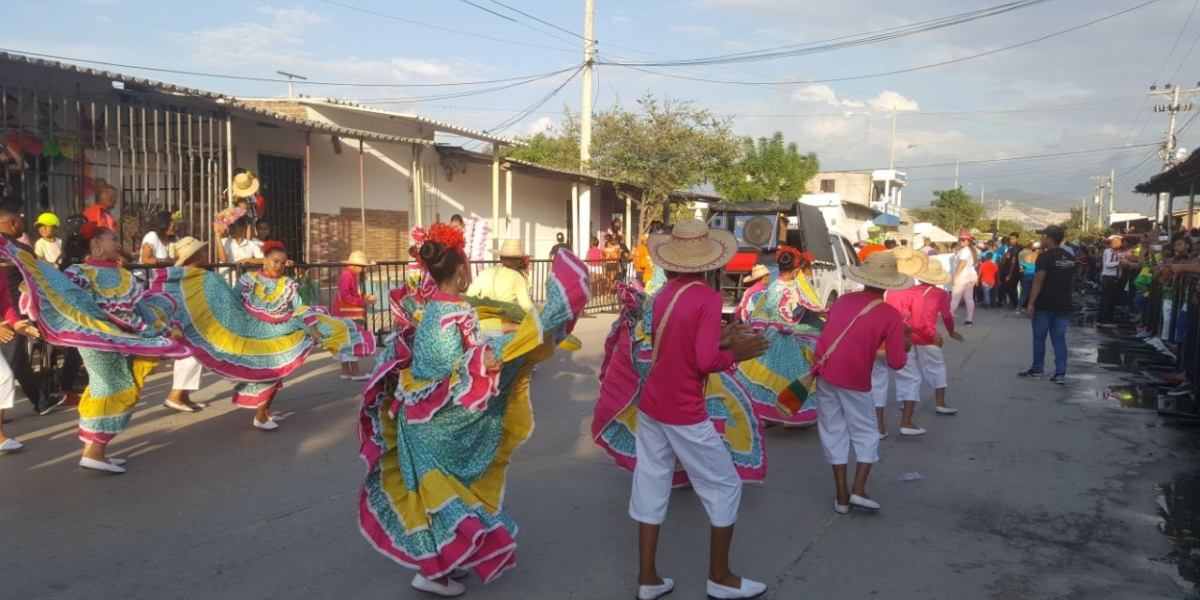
[705,200,860,311]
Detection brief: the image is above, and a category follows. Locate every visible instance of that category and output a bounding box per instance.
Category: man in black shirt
[0,206,50,412]
[549,232,571,258]
[1018,225,1075,384]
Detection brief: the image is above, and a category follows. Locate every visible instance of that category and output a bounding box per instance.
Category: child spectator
[978,252,999,308]
[333,250,377,381]
[33,213,61,265]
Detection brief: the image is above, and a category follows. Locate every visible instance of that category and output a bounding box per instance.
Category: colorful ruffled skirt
[358,253,590,583]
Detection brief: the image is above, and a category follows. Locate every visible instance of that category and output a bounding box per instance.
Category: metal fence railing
[124,257,631,336]
[1140,273,1200,418]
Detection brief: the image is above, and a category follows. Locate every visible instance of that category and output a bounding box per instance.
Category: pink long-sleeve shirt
[641,275,735,426]
[885,284,954,347]
[813,290,907,392]
[333,267,365,318]
[0,277,18,327]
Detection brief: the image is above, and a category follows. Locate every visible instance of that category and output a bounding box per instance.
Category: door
[256,154,306,262]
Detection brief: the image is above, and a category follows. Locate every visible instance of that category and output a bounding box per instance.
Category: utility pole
[1108,166,1115,228]
[576,0,596,255]
[953,160,959,188]
[1149,83,1199,228]
[1091,173,1112,228]
[277,71,307,99]
[888,106,898,169]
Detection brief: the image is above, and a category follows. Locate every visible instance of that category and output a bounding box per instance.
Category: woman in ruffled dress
[358,223,589,597]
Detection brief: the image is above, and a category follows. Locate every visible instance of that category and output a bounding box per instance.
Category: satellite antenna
[277,71,308,99]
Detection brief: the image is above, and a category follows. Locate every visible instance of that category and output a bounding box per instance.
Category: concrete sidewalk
[0,307,1193,599]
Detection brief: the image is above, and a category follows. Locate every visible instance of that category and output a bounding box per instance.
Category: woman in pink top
[812,251,911,514]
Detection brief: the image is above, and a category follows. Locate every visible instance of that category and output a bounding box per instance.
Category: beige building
[803,170,908,241]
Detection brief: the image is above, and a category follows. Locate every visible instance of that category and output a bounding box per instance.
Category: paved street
[2,307,1194,600]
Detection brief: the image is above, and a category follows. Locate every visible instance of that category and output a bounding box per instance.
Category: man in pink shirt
[812,251,911,514]
[631,219,770,600]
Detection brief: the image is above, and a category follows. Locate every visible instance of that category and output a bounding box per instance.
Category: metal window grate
[256,154,306,262]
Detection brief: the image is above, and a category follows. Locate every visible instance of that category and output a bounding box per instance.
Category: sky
[5,0,1200,212]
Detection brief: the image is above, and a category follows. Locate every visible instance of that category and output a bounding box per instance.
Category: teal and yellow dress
[358,252,590,584]
[736,276,825,425]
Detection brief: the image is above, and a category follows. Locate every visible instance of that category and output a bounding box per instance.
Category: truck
[705,200,863,311]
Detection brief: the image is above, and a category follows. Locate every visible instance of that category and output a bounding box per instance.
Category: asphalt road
[1,307,1193,600]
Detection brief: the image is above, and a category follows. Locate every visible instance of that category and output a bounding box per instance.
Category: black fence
[1141,273,1200,418]
[125,258,631,335]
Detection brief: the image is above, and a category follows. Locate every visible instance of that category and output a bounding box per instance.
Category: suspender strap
[812,299,882,370]
[651,281,704,365]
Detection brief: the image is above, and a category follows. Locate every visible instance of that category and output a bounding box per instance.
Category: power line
[485,66,584,135]
[602,0,1163,85]
[486,0,590,41]
[0,49,581,90]
[316,0,576,53]
[895,143,1158,169]
[455,0,581,47]
[1154,0,1199,84]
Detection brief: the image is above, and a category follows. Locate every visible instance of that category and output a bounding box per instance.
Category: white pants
[870,357,890,408]
[914,345,947,390]
[949,279,976,321]
[172,357,202,391]
[629,411,742,528]
[337,352,358,363]
[893,349,923,402]
[817,380,880,465]
[1162,299,1173,340]
[0,353,12,410]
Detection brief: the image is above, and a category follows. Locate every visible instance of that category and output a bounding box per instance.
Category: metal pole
[888,105,897,169]
[504,166,513,238]
[225,112,234,209]
[578,0,596,252]
[359,138,366,246]
[1189,181,1195,229]
[1108,167,1115,229]
[305,132,312,262]
[491,146,500,244]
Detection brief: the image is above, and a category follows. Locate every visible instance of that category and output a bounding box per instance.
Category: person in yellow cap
[33,213,61,265]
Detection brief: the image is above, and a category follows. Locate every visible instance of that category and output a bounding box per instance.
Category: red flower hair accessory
[800,251,814,264]
[261,240,286,254]
[79,221,97,241]
[775,246,802,265]
[417,222,467,268]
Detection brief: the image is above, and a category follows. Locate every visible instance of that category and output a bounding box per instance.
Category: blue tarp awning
[873,213,901,227]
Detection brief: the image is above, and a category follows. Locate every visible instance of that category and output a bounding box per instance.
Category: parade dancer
[626,219,771,600]
[734,264,769,323]
[357,223,590,597]
[811,252,910,513]
[164,237,209,413]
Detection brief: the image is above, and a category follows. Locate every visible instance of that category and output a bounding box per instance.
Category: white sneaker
[79,456,125,474]
[706,577,766,599]
[849,494,881,510]
[253,418,279,431]
[411,574,465,597]
[833,500,849,514]
[108,457,127,466]
[900,427,927,436]
[637,577,674,600]
[935,406,958,415]
[0,438,24,452]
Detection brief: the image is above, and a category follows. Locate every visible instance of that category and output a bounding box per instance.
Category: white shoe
[79,457,125,474]
[878,431,888,440]
[269,413,287,422]
[339,375,352,380]
[253,418,279,431]
[0,438,24,452]
[833,500,849,514]
[411,574,465,597]
[706,577,766,599]
[936,406,958,415]
[108,457,127,466]
[349,374,371,381]
[849,494,880,510]
[163,400,200,413]
[900,427,927,436]
[449,568,470,580]
[638,577,674,600]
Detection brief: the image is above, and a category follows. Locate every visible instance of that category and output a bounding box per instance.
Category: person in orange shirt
[633,233,652,283]
[978,252,999,308]
[858,241,886,262]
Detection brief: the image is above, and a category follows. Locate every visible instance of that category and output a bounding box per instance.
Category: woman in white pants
[948,231,979,326]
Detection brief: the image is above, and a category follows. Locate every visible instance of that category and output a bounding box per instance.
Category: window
[819,179,836,193]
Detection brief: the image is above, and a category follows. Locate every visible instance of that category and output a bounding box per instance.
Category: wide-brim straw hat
[342,250,376,266]
[489,239,525,258]
[647,218,737,273]
[174,237,208,267]
[892,247,928,277]
[231,172,260,198]
[915,259,951,285]
[743,264,770,283]
[846,251,913,290]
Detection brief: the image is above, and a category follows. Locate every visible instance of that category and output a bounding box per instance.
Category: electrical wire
[455,0,581,47]
[485,0,590,41]
[1154,0,1199,84]
[484,66,584,135]
[602,0,1163,85]
[316,0,576,53]
[888,143,1159,170]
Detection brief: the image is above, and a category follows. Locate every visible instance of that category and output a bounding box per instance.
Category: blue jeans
[981,284,993,306]
[1018,274,1035,309]
[1031,310,1070,376]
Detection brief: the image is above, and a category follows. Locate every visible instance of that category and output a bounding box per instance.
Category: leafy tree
[908,187,986,237]
[1060,207,1107,245]
[714,132,820,201]
[505,95,741,233]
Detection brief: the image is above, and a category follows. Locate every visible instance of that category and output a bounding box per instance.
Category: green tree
[1060,207,1106,245]
[713,132,820,201]
[908,187,986,236]
[504,95,741,233]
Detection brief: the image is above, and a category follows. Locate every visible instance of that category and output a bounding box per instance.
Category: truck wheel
[826,292,838,308]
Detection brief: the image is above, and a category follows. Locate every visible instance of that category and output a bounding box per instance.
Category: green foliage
[908,187,987,236]
[505,95,742,233]
[714,132,820,202]
[1060,207,1107,244]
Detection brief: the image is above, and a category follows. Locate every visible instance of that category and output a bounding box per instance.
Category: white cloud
[611,15,632,23]
[523,116,555,136]
[669,25,720,37]
[868,91,919,112]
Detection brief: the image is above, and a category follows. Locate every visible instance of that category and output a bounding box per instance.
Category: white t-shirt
[223,237,264,263]
[954,247,978,284]
[142,231,170,262]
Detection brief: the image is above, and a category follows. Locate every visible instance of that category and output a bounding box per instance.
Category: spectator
[466,239,533,316]
[214,215,263,280]
[449,214,465,229]
[0,206,53,413]
[919,237,936,256]
[979,251,998,308]
[1018,226,1075,384]
[139,210,175,266]
[549,232,571,258]
[1097,234,1124,327]
[1016,243,1041,313]
[33,213,61,265]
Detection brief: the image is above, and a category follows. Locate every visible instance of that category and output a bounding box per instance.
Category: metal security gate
[256,153,305,262]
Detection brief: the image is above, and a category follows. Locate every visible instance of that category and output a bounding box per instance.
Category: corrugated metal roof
[298,98,523,147]
[229,101,433,146]
[0,52,227,100]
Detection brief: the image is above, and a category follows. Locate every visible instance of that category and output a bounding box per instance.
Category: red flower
[80,221,97,241]
[775,246,803,266]
[418,222,467,268]
[261,240,286,254]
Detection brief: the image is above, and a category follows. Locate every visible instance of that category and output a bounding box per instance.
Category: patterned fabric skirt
[358,252,590,583]
[734,323,822,426]
[232,380,283,408]
[77,349,159,446]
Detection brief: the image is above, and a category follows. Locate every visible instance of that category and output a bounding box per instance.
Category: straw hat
[342,250,376,266]
[845,251,913,290]
[174,237,208,267]
[892,247,928,277]
[489,239,525,258]
[915,259,950,286]
[647,218,737,273]
[743,264,770,283]
[231,172,260,198]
